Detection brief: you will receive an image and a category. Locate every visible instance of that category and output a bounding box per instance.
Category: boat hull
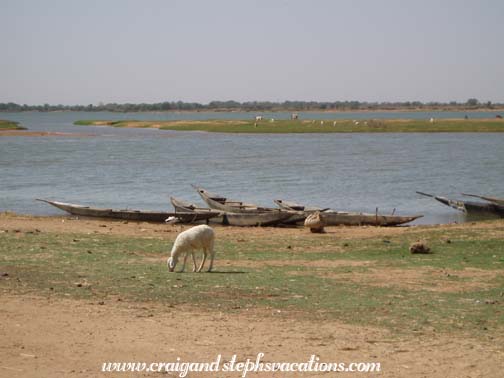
[275,199,421,226]
[194,186,274,213]
[171,196,293,226]
[432,197,504,218]
[321,211,422,226]
[37,199,218,223]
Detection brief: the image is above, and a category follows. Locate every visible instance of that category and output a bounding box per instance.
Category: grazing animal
[255,116,263,121]
[320,121,324,125]
[333,121,337,126]
[270,118,275,123]
[167,225,216,273]
[430,117,435,123]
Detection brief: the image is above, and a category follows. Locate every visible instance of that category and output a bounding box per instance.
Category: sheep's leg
[191,251,198,272]
[179,252,189,272]
[207,242,216,272]
[197,250,207,273]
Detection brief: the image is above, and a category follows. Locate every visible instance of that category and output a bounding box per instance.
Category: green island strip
[74,118,504,133]
[1,215,503,337]
[0,119,26,130]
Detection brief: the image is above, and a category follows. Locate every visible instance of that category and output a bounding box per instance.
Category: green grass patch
[1,223,503,337]
[0,119,25,130]
[73,118,504,133]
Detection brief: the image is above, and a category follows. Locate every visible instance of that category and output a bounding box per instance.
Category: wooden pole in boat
[416,191,435,198]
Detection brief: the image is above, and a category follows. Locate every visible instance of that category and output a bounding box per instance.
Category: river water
[1,111,503,225]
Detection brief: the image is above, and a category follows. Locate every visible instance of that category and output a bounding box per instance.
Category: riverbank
[1,213,502,376]
[74,118,504,133]
[0,119,25,130]
[3,104,504,114]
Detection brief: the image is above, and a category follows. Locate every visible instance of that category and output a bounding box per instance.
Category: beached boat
[274,199,324,212]
[275,199,422,226]
[462,193,504,206]
[416,192,504,218]
[170,196,210,213]
[193,186,275,213]
[170,196,294,227]
[320,211,422,226]
[37,199,219,223]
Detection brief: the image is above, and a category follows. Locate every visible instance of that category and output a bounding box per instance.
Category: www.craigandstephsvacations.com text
[101,354,381,376]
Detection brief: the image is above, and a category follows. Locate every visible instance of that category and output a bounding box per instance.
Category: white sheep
[167,225,216,273]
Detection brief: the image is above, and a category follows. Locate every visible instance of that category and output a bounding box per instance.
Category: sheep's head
[167,256,178,272]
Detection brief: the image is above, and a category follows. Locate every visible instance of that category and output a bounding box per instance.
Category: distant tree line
[0,99,500,112]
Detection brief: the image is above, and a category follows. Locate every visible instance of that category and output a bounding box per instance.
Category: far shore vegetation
[2,98,504,113]
[0,119,25,130]
[74,118,504,133]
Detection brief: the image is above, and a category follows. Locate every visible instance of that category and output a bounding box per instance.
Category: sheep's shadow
[172,270,247,274]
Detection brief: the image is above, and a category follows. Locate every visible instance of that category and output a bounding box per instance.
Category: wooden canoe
[193,186,275,213]
[320,211,423,226]
[170,196,209,213]
[37,199,219,223]
[275,199,421,226]
[462,193,504,206]
[416,192,504,218]
[274,199,324,212]
[170,196,293,227]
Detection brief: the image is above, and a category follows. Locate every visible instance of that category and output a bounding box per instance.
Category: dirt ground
[0,212,497,240]
[1,214,503,377]
[1,295,502,378]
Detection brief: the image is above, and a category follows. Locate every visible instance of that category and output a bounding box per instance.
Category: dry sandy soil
[0,212,497,240]
[1,214,503,377]
[0,294,502,378]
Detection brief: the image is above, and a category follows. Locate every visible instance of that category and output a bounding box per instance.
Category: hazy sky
[2,0,503,104]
